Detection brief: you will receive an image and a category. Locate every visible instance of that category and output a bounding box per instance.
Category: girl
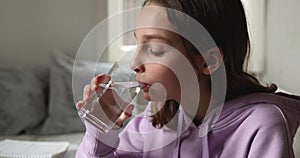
[76,0,300,157]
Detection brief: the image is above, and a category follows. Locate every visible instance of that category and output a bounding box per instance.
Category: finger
[76,100,84,109]
[123,104,135,116]
[116,105,134,126]
[92,74,111,91]
[83,84,92,101]
[91,75,101,91]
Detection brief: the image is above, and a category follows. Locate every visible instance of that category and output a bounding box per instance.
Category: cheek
[164,75,180,100]
[147,65,178,84]
[148,66,180,99]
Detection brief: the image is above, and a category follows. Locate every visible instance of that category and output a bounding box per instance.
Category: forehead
[135,3,180,42]
[136,3,176,34]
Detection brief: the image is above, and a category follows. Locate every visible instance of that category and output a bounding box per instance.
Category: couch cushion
[38,51,111,135]
[0,66,48,135]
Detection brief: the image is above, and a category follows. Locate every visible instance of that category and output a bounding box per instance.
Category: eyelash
[149,49,165,56]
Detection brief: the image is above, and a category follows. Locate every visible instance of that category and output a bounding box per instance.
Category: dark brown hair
[142,0,277,128]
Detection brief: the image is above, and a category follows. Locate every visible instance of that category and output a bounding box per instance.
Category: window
[241,0,267,76]
[107,0,143,61]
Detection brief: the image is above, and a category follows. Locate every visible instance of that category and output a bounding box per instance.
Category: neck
[193,94,211,126]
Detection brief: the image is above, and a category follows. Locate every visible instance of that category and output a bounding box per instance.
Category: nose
[130,46,145,73]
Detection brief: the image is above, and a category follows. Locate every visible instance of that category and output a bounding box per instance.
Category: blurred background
[0,0,299,94]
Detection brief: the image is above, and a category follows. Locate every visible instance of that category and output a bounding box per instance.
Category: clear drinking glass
[78,61,141,133]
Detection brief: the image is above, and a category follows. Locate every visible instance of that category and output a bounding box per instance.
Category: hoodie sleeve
[75,125,121,158]
[247,103,295,158]
[75,118,145,158]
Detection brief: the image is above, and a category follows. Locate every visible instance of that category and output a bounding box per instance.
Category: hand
[76,74,134,127]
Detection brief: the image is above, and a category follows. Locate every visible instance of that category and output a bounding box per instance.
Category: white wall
[263,0,300,95]
[241,0,266,75]
[107,0,143,62]
[0,0,107,68]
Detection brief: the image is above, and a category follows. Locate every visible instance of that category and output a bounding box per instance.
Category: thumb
[116,104,134,127]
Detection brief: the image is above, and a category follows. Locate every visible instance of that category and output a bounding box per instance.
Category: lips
[138,81,150,90]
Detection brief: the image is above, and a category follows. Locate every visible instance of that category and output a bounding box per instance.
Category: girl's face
[131,29,183,102]
[131,2,200,102]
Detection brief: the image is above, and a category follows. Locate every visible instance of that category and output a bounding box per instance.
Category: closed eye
[149,49,165,56]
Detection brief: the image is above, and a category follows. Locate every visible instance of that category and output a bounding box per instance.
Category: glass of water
[78,61,141,133]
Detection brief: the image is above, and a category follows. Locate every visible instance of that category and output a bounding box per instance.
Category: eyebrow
[134,32,173,44]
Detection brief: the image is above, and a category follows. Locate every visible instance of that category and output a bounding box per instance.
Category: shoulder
[243,103,286,128]
[215,93,289,131]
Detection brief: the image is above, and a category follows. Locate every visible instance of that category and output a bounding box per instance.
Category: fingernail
[125,105,134,114]
[92,85,97,91]
[128,105,134,111]
[84,97,89,102]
